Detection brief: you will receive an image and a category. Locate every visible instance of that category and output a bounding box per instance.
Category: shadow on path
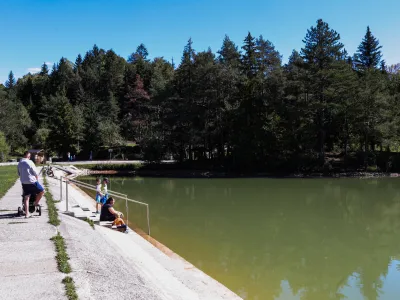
[0,212,18,219]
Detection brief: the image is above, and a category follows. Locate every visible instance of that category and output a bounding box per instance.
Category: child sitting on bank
[112,212,127,232]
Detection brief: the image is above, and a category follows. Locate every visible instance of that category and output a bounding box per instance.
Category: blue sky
[1,0,400,84]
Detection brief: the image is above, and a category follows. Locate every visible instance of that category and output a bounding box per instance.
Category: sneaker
[96,211,99,214]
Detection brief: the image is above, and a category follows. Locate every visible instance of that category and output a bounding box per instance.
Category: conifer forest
[1,19,400,172]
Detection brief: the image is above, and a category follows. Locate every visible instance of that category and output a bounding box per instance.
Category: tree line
[1,19,400,172]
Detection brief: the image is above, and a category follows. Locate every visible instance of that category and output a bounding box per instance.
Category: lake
[81,176,400,300]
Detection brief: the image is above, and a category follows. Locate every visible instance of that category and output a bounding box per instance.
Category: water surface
[82,177,400,300]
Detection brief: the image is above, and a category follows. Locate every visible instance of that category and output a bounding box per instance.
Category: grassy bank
[0,165,18,199]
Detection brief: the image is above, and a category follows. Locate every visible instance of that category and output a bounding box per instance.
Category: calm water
[82,177,400,300]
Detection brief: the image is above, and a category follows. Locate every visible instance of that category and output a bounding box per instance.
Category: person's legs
[24,195,30,217]
[96,195,101,213]
[34,190,44,206]
[33,182,45,206]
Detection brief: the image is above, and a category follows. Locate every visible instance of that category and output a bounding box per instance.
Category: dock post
[66,179,69,212]
[60,176,63,201]
[147,205,151,236]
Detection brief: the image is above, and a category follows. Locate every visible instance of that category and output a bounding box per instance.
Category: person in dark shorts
[17,151,45,218]
[100,197,120,222]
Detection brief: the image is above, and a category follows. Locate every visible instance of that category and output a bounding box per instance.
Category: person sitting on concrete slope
[112,212,127,232]
[100,197,120,222]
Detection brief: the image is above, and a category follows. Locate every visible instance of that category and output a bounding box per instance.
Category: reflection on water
[81,177,400,300]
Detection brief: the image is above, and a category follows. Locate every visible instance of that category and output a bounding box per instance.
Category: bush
[0,131,10,162]
[366,165,379,172]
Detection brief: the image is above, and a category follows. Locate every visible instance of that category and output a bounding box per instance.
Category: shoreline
[87,169,400,179]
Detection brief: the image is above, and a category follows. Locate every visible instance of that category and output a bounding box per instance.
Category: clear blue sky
[1,0,400,84]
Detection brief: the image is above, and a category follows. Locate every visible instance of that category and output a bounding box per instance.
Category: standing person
[95,178,104,214]
[67,152,70,162]
[101,178,109,204]
[17,151,45,218]
[89,150,93,161]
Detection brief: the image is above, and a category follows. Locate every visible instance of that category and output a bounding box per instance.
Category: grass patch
[50,233,71,273]
[85,217,95,229]
[43,173,78,299]
[0,165,19,199]
[62,276,78,300]
[43,175,61,226]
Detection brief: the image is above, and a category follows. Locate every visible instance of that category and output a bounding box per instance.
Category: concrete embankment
[0,179,66,300]
[48,168,242,300]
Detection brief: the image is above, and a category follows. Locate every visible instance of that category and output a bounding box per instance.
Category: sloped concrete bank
[47,168,242,300]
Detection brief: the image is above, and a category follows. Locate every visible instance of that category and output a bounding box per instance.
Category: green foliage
[0,132,10,162]
[1,21,400,172]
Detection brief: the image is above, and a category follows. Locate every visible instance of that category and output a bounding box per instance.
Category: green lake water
[82,176,400,300]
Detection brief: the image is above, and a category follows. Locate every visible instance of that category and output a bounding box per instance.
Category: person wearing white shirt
[17,151,45,218]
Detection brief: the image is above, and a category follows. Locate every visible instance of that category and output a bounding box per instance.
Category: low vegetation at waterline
[77,163,141,171]
[1,19,400,172]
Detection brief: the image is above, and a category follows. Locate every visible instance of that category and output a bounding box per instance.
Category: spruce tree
[241,32,257,78]
[75,54,83,70]
[218,35,241,67]
[354,26,382,70]
[5,71,16,89]
[40,63,49,76]
[136,43,149,60]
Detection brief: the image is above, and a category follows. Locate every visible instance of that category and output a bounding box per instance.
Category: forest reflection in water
[81,176,400,300]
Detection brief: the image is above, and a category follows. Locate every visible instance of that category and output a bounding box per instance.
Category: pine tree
[354,26,382,70]
[5,71,16,89]
[301,19,344,69]
[255,35,281,76]
[300,19,344,158]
